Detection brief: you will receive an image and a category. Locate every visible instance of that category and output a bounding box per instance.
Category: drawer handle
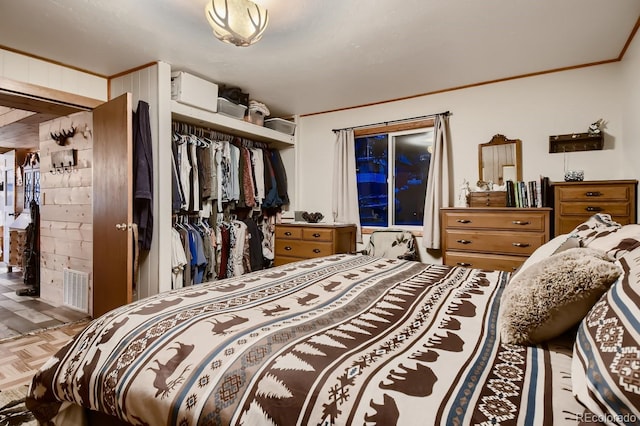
[456,219,471,224]
[585,191,602,197]
[512,220,530,225]
[313,248,321,253]
[312,233,321,238]
[284,231,292,236]
[284,246,292,251]
[586,206,603,212]
[456,262,472,267]
[512,242,530,248]
[456,239,471,244]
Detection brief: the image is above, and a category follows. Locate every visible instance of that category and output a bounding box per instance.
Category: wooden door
[92,93,133,317]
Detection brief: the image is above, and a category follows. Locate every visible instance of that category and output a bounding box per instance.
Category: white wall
[621,33,640,193]
[297,60,631,263]
[0,48,107,101]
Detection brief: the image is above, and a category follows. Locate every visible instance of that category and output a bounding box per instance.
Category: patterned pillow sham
[500,247,622,345]
[572,250,640,424]
[585,224,640,260]
[570,213,622,246]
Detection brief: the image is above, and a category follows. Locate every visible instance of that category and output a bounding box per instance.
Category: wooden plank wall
[38,111,93,308]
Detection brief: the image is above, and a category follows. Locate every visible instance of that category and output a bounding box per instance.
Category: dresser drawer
[556,185,631,202]
[302,228,334,241]
[275,226,303,239]
[557,202,631,217]
[275,240,334,258]
[444,251,524,272]
[443,211,547,232]
[445,229,543,256]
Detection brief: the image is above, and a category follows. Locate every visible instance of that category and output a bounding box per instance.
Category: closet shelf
[171,100,295,148]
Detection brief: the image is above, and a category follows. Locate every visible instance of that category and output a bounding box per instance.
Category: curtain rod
[331,111,451,133]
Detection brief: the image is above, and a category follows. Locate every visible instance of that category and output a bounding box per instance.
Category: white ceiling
[0,0,639,118]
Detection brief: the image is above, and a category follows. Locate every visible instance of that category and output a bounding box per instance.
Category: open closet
[170,121,290,288]
[110,61,296,298]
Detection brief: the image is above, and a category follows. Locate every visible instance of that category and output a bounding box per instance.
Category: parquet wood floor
[0,320,89,389]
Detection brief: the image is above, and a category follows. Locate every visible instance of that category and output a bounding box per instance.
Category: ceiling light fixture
[205,0,269,47]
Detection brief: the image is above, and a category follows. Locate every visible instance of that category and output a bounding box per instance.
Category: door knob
[115,223,129,231]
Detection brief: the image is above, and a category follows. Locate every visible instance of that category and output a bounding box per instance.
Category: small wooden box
[468,191,507,207]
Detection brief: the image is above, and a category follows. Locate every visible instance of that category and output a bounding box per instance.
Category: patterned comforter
[27,254,584,425]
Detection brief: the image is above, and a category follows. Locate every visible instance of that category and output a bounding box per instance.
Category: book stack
[505,176,551,208]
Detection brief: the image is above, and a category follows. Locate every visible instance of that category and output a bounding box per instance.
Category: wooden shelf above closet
[548,132,603,153]
[171,100,295,148]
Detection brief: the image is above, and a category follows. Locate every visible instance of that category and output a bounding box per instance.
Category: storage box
[264,118,296,135]
[247,109,265,126]
[217,97,247,119]
[171,71,218,113]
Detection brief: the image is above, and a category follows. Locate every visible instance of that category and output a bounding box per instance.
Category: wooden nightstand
[441,207,552,272]
[274,223,357,266]
[552,180,637,236]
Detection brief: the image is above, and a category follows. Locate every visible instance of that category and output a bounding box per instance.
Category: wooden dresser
[441,207,552,272]
[553,180,637,236]
[274,223,357,266]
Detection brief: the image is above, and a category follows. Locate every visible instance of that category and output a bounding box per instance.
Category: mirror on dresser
[478,134,522,185]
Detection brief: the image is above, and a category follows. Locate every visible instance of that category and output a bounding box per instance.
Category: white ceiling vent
[63,268,89,313]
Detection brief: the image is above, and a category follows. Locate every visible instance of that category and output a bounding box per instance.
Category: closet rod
[172,120,269,149]
[331,111,451,133]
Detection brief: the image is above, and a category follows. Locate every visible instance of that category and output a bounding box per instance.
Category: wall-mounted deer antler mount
[50,126,76,146]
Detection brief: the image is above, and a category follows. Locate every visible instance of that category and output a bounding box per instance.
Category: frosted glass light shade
[205,0,269,47]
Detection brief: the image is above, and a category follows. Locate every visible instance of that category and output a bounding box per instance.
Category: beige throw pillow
[499,247,622,345]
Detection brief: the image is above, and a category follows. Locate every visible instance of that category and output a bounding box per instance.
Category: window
[355,121,434,228]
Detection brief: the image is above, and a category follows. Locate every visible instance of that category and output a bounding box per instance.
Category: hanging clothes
[250,147,265,206]
[262,150,282,209]
[178,136,191,211]
[171,227,187,289]
[188,137,201,212]
[243,216,263,272]
[230,220,249,277]
[229,143,241,202]
[21,200,40,295]
[133,100,154,250]
[270,149,289,206]
[170,120,289,281]
[171,135,186,213]
[240,147,256,207]
[190,225,207,284]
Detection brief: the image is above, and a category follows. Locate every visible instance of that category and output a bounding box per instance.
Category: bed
[26,214,640,425]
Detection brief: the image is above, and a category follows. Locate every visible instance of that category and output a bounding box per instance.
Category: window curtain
[422,114,451,249]
[332,129,362,243]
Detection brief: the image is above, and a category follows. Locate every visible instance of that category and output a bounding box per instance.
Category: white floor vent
[63,268,89,313]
